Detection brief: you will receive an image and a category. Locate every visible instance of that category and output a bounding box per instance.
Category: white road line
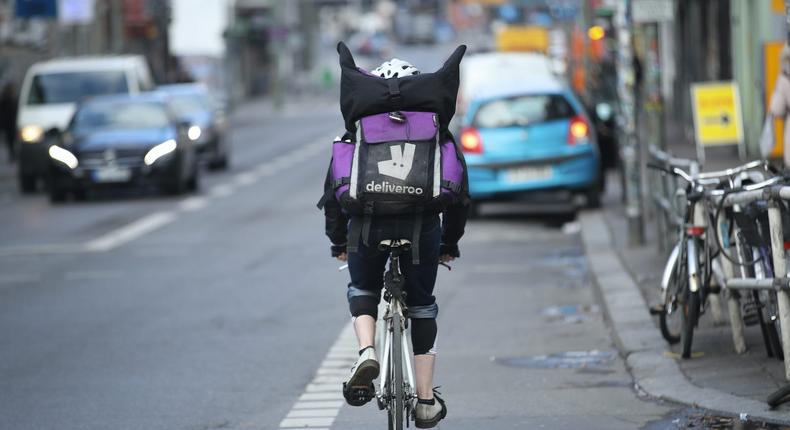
[63,270,123,281]
[234,172,259,186]
[208,183,236,198]
[0,273,41,285]
[278,323,358,430]
[83,211,178,252]
[179,196,210,212]
[0,244,84,257]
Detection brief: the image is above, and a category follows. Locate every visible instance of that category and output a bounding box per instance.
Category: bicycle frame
[378,298,416,406]
[375,239,416,426]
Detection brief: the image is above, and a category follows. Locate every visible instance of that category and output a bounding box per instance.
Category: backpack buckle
[388,111,406,123]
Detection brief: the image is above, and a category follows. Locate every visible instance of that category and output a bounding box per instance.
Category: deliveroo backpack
[318,42,468,261]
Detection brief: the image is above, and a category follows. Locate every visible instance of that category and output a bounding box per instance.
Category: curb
[578,210,790,425]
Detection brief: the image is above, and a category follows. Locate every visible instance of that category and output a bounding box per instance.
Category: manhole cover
[495,350,616,369]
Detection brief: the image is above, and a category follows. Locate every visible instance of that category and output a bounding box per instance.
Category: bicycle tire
[659,247,683,345]
[388,312,404,430]
[767,384,790,408]
[681,289,700,359]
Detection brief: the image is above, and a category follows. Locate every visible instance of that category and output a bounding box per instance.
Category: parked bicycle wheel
[659,245,683,344]
[388,313,404,430]
[681,287,700,359]
[767,383,790,408]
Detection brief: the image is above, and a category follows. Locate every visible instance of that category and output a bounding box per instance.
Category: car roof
[471,77,569,102]
[157,83,208,95]
[29,55,147,73]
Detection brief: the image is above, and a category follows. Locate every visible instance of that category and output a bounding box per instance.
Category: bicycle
[651,160,771,358]
[342,239,417,429]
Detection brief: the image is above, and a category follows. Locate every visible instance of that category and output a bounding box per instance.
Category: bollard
[768,204,790,380]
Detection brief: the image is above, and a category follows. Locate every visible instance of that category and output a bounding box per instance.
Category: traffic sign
[690,81,745,162]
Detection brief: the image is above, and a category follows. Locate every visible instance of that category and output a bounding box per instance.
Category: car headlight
[20,125,44,143]
[144,139,177,166]
[48,145,78,169]
[187,125,202,141]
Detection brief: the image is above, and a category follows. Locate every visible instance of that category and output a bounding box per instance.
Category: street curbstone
[579,210,790,425]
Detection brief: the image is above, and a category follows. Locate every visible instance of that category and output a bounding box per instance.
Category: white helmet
[372,58,420,79]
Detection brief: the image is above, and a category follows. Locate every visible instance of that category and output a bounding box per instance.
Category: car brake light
[568,115,589,145]
[460,127,483,154]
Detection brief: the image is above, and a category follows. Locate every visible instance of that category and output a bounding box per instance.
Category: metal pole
[616,0,645,246]
[785,0,790,43]
[768,203,790,380]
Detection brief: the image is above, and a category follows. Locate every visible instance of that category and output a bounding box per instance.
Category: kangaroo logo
[377,143,415,181]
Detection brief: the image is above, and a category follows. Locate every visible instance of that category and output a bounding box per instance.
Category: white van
[15,55,154,192]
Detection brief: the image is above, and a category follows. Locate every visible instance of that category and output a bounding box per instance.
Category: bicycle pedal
[343,382,375,407]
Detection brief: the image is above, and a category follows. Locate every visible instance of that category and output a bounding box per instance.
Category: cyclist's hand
[439,254,455,263]
[331,243,347,260]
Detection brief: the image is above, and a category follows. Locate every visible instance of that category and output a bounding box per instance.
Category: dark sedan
[47,94,199,202]
[158,83,229,170]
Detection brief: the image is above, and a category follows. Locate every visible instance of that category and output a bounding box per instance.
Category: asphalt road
[0,98,685,429]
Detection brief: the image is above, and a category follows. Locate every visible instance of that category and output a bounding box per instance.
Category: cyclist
[322,57,468,428]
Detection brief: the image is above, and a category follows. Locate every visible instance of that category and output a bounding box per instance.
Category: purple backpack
[328,110,464,216]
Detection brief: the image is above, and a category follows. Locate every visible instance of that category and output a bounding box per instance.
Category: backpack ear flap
[435,45,467,75]
[337,41,357,70]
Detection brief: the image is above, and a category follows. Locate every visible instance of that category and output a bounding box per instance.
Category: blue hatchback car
[460,79,602,212]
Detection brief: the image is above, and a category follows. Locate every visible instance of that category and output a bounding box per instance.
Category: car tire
[186,167,199,192]
[48,187,67,203]
[73,188,88,202]
[18,172,37,194]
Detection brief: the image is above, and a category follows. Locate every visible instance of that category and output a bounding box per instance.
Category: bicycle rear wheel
[388,312,404,430]
[681,288,700,359]
[659,245,683,344]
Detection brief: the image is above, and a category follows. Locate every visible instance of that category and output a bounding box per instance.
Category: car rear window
[473,94,575,128]
[73,101,170,130]
[27,71,129,105]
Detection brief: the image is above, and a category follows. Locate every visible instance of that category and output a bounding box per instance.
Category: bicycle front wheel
[388,312,404,430]
[681,288,700,359]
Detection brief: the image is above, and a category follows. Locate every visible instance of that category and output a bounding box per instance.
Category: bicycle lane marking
[278,322,357,430]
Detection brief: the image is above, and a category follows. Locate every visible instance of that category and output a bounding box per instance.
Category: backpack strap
[387,78,403,110]
[347,203,374,253]
[332,177,350,189]
[441,180,462,194]
[411,208,423,265]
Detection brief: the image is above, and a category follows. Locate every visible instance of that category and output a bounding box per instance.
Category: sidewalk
[578,129,790,422]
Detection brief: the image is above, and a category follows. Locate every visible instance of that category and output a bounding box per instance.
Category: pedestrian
[0,82,18,162]
[768,45,790,167]
[318,42,469,428]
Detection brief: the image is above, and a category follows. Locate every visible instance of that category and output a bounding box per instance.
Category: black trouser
[347,214,440,355]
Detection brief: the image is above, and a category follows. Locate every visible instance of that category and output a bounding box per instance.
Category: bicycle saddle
[378,239,412,251]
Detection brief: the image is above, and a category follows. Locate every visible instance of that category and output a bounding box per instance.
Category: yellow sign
[495,26,549,53]
[773,0,785,13]
[690,82,744,147]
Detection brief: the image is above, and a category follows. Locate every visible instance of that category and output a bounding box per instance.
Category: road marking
[208,183,236,198]
[63,270,123,281]
[83,211,178,252]
[234,171,259,186]
[278,323,358,430]
[0,244,84,257]
[179,196,210,212]
[0,273,41,285]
